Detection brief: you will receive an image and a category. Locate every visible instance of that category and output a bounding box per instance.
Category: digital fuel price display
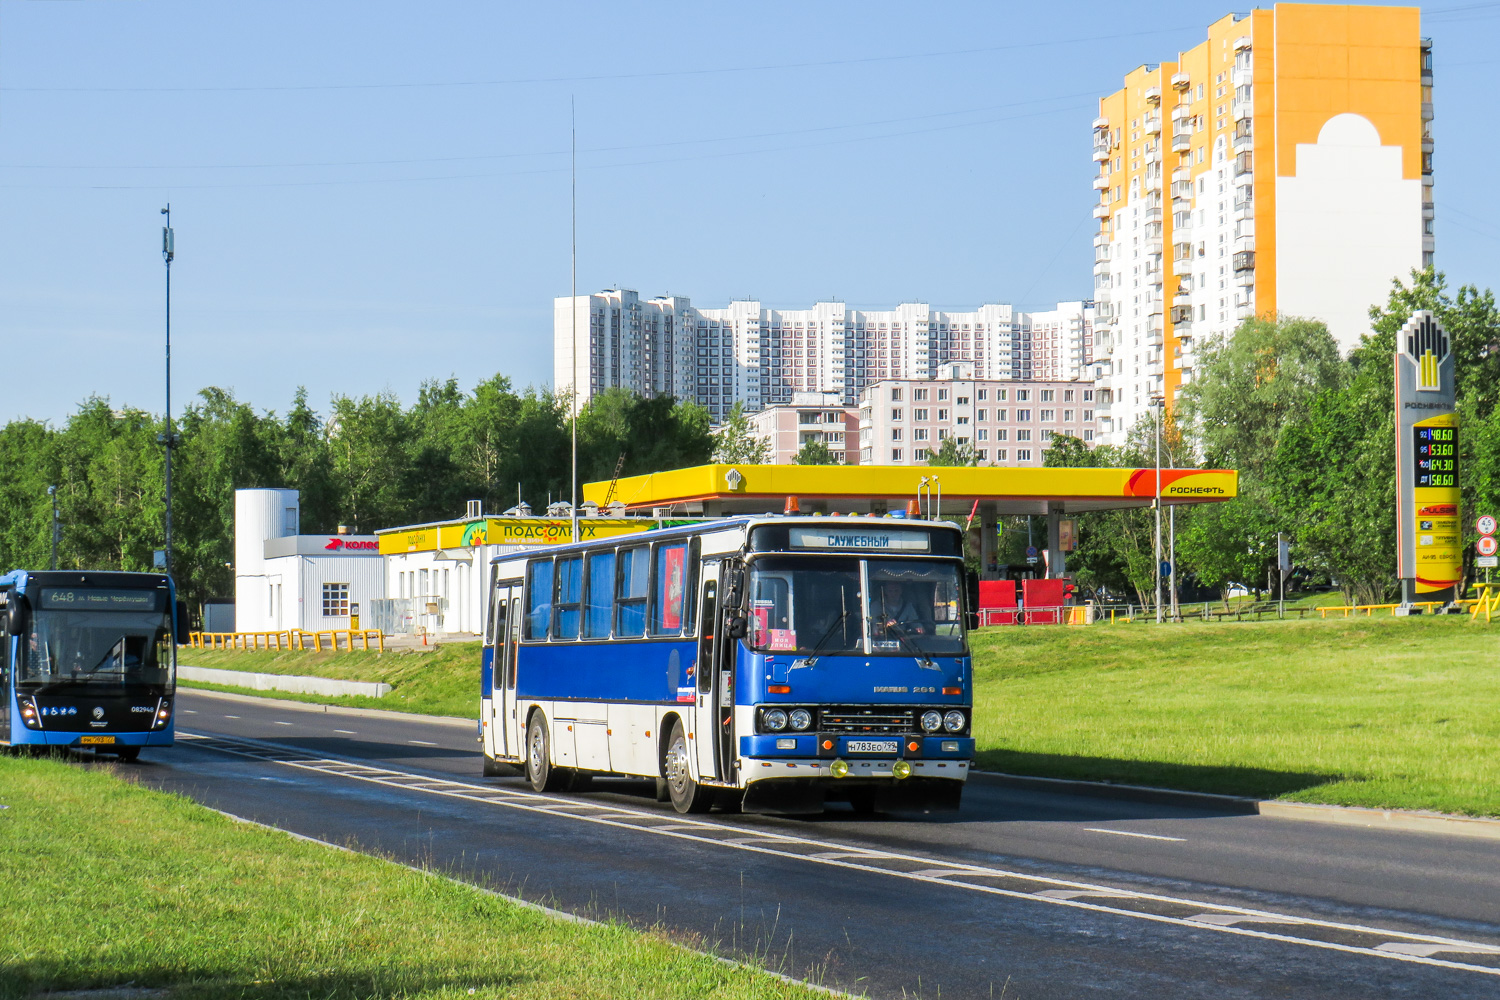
[1413,425,1458,488]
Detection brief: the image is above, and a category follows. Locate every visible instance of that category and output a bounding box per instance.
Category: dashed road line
[274,721,294,726]
[180,731,1500,979]
[1084,827,1187,842]
[408,740,438,746]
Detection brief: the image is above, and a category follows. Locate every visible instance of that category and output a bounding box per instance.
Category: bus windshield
[18,597,175,694]
[748,555,966,657]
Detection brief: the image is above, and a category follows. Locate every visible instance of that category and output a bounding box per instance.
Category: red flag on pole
[965,498,980,532]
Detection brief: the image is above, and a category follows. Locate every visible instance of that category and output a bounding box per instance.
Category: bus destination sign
[37,588,161,612]
[788,527,930,553]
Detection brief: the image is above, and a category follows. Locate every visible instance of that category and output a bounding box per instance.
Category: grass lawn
[970,615,1500,817]
[179,644,480,719]
[0,756,827,1000]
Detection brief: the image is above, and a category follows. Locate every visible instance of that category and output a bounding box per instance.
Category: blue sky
[1,1,1495,425]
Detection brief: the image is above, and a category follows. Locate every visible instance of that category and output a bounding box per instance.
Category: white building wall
[233,488,298,634]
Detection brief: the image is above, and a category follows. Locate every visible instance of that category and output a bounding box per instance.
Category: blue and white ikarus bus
[480,516,974,814]
[0,570,178,760]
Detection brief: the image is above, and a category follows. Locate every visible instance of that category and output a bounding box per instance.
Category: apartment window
[322,583,350,618]
[914,428,929,441]
[937,409,949,421]
[1040,409,1055,422]
[891,408,903,421]
[995,449,1008,462]
[914,408,929,421]
[995,429,1008,442]
[914,449,927,460]
[997,389,1007,401]
[892,448,903,461]
[891,428,903,441]
[977,409,986,421]
[914,388,929,401]
[1064,390,1075,402]
[1017,429,1032,441]
[1083,390,1094,401]
[1084,430,1096,442]
[1064,409,1075,422]
[1017,409,1032,421]
[1083,409,1094,421]
[978,449,988,461]
[956,415,969,425]
[1040,390,1054,402]
[937,389,949,401]
[956,396,970,405]
[890,388,902,401]
[1017,449,1032,462]
[995,409,1007,421]
[1016,389,1029,401]
[977,428,988,441]
[937,429,948,441]
[978,389,988,400]
[1041,429,1054,442]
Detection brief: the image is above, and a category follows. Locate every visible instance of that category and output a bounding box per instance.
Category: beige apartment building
[747,392,861,465]
[859,363,1099,467]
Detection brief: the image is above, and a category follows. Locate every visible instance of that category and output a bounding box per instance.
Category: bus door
[492,579,524,758]
[693,562,722,782]
[0,633,9,744]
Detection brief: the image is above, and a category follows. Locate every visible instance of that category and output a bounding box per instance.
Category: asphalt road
[118,689,1500,999]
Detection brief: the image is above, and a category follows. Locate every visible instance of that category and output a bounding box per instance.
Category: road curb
[972,769,1500,842]
[177,686,475,730]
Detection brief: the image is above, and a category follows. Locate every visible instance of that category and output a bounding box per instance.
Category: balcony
[1423,201,1436,220]
[1233,130,1254,154]
[1233,151,1253,176]
[1144,207,1163,225]
[1234,234,1255,255]
[1232,66,1253,89]
[1094,243,1110,263]
[1144,221,1164,240]
[1233,199,1254,221]
[1171,133,1192,153]
[1173,255,1195,277]
[1171,179,1193,198]
[1145,85,1162,104]
[1093,115,1110,130]
[1171,71,1191,91]
[1235,268,1256,288]
[1173,211,1193,232]
[1145,239,1164,257]
[1145,174,1163,193]
[1234,35,1252,52]
[1235,301,1256,321]
[1093,203,1112,219]
[1171,195,1192,214]
[1170,305,1193,325]
[1093,174,1111,190]
[1233,98,1253,120]
[1093,145,1111,162]
[1171,103,1193,122]
[1095,287,1112,304]
[1094,260,1111,277]
[1147,358,1164,377]
[1422,102,1434,121]
[1094,231,1111,247]
[1233,250,1255,272]
[1144,115,1162,135]
[1173,289,1192,308]
[1144,148,1161,166]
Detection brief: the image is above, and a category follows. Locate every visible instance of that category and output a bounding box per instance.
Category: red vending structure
[977,579,1019,626]
[1021,578,1074,624]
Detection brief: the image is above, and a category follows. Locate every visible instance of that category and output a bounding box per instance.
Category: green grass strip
[0,756,831,1000]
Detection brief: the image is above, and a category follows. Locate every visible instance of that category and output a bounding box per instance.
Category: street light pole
[47,485,59,570]
[1153,396,1163,624]
[159,206,176,582]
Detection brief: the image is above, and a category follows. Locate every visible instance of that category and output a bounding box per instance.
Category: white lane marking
[274,721,295,726]
[1378,943,1500,957]
[183,710,198,714]
[223,715,240,719]
[1190,914,1306,927]
[1084,827,1186,842]
[909,869,978,878]
[1036,889,1133,900]
[182,733,1500,978]
[334,729,357,735]
[408,740,438,746]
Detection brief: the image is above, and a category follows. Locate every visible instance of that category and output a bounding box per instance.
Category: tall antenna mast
[570,96,579,544]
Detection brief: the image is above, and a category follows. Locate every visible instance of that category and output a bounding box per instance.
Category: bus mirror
[6,597,26,636]
[175,600,189,640]
[726,616,748,639]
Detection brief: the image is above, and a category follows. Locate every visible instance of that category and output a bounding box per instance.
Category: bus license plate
[846,740,897,754]
[79,736,115,745]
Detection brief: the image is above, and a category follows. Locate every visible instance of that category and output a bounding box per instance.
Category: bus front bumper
[740,756,971,784]
[737,757,969,814]
[7,730,173,748]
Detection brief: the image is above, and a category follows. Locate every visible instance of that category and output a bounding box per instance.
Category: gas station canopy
[583,464,1238,518]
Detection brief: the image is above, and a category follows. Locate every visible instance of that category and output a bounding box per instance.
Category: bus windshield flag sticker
[788,527,930,552]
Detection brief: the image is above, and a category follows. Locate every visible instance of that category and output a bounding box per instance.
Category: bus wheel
[663,720,713,814]
[525,713,567,793]
[114,747,141,763]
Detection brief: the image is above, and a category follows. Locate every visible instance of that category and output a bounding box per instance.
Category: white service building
[233,488,384,634]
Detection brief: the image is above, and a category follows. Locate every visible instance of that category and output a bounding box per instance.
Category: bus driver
[876,579,931,639]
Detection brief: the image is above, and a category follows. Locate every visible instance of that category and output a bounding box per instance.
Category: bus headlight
[152,699,173,730]
[761,708,788,732]
[19,696,41,730]
[830,758,850,778]
[788,708,812,731]
[920,710,943,732]
[893,760,913,780]
[943,710,967,733]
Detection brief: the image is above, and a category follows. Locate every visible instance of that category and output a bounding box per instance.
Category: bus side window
[650,542,690,637]
[583,550,615,639]
[554,555,583,640]
[525,559,553,640]
[616,546,648,637]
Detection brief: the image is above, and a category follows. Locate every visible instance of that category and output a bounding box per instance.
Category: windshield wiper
[879,617,936,669]
[800,609,849,668]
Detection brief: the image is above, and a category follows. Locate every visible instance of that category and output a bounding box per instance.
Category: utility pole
[47,485,59,570]
[159,206,177,581]
[570,97,579,545]
[1152,395,1163,624]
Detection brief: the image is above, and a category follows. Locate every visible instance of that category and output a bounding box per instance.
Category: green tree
[926,437,978,467]
[711,401,769,464]
[793,438,839,465]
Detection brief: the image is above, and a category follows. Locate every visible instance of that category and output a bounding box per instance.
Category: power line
[0,26,1195,94]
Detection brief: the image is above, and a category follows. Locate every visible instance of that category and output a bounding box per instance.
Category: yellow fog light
[893,760,913,780]
[830,759,850,778]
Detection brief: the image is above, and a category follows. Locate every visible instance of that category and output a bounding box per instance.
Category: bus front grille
[819,708,915,734]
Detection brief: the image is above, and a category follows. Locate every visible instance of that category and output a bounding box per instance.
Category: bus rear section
[1,571,178,761]
[480,517,975,815]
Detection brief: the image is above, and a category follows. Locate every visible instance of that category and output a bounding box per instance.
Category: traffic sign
[1480,556,1499,569]
[1160,561,1172,577]
[1025,545,1038,558]
[1478,514,1497,537]
[1479,536,1499,558]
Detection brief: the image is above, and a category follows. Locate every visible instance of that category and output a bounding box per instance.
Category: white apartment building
[555,291,1094,423]
[859,363,1098,467]
[747,392,861,465]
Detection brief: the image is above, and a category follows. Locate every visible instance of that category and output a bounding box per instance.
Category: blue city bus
[480,516,974,814]
[0,570,178,760]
